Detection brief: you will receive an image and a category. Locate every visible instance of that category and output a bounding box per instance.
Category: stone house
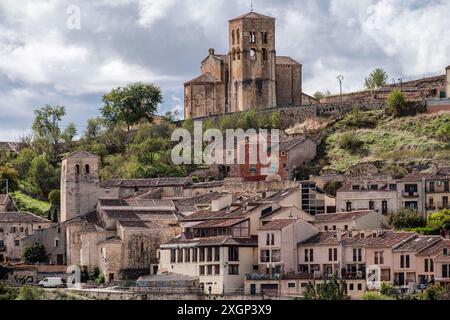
[0,212,53,263]
[0,195,13,212]
[425,166,450,214]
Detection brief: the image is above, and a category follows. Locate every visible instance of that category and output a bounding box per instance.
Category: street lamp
[337,75,344,108]
[398,78,403,92]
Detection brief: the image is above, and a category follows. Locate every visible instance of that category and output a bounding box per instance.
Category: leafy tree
[389,209,427,229]
[365,68,388,90]
[101,82,163,127]
[22,243,48,264]
[0,283,18,301]
[0,165,19,192]
[12,147,38,179]
[48,190,61,206]
[28,155,56,197]
[32,105,75,165]
[313,91,325,100]
[386,90,408,117]
[418,284,447,300]
[303,277,348,300]
[428,209,450,231]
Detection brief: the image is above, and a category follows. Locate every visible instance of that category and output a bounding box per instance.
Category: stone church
[184,11,303,119]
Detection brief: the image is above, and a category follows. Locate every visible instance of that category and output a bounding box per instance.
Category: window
[260,250,270,263]
[261,207,273,217]
[332,226,337,231]
[262,32,268,44]
[75,165,80,175]
[250,48,256,61]
[199,265,205,275]
[346,202,352,212]
[309,249,314,262]
[370,185,379,190]
[288,282,296,288]
[344,225,349,230]
[266,234,270,246]
[19,227,24,233]
[430,259,434,272]
[353,249,357,262]
[214,265,220,275]
[375,252,384,264]
[228,247,239,262]
[262,48,268,61]
[429,181,435,192]
[14,240,20,247]
[236,47,240,60]
[250,31,256,43]
[369,201,375,210]
[192,248,198,262]
[207,265,213,275]
[85,164,90,174]
[358,249,362,262]
[214,247,220,261]
[57,227,61,234]
[271,250,281,263]
[0,240,4,247]
[236,29,240,44]
[55,239,59,248]
[389,184,397,190]
[199,248,205,262]
[177,249,183,263]
[185,248,191,263]
[271,234,275,246]
[10,227,16,233]
[406,255,410,268]
[304,249,309,262]
[324,226,328,231]
[207,247,213,262]
[445,181,449,192]
[349,283,354,291]
[232,30,235,45]
[358,284,362,291]
[444,248,449,256]
[229,265,239,275]
[400,255,404,268]
[425,259,429,273]
[329,248,333,262]
[442,265,449,278]
[0,228,3,233]
[232,48,236,61]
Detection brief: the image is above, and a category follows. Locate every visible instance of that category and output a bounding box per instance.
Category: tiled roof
[259,219,295,230]
[117,220,149,229]
[393,236,442,253]
[337,181,395,192]
[163,235,258,247]
[186,181,224,189]
[185,73,221,85]
[229,11,275,22]
[427,167,450,181]
[265,187,299,202]
[174,192,226,206]
[65,211,100,225]
[98,199,175,210]
[313,210,374,223]
[181,204,254,222]
[193,218,248,229]
[298,232,340,246]
[0,212,51,224]
[366,231,416,248]
[101,177,191,188]
[399,172,430,182]
[276,56,301,66]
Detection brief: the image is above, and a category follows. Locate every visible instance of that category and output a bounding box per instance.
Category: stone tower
[60,151,100,222]
[228,12,277,113]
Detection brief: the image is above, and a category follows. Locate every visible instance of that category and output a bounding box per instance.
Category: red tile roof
[259,219,296,230]
[313,210,374,223]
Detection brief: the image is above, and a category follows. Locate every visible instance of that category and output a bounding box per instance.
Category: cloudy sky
[1,0,449,141]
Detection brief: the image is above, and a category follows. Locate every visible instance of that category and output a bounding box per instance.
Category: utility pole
[0,179,8,195]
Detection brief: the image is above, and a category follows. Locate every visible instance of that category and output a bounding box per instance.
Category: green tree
[323,180,344,197]
[437,123,450,142]
[418,284,447,300]
[28,155,56,197]
[22,243,48,264]
[32,105,75,165]
[303,277,348,300]
[0,165,19,192]
[365,68,389,90]
[48,190,61,206]
[428,209,450,231]
[313,91,325,100]
[101,82,163,127]
[338,132,364,154]
[389,209,427,229]
[386,90,408,117]
[12,147,38,179]
[0,283,18,301]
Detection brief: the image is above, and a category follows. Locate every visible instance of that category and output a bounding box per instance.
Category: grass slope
[11,191,51,218]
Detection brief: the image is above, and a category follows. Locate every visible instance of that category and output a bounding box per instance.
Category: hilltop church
[184,11,304,119]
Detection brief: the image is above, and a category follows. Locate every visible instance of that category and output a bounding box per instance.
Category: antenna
[251,0,254,12]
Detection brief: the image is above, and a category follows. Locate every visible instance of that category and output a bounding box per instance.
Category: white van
[38,277,65,288]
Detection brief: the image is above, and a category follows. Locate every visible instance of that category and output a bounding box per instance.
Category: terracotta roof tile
[0,212,51,224]
[313,210,374,223]
[259,219,296,230]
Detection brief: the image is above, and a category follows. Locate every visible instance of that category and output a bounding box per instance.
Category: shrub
[389,209,427,229]
[428,209,450,231]
[96,274,105,284]
[0,283,18,301]
[418,285,447,300]
[17,286,44,300]
[386,90,409,117]
[338,133,364,154]
[362,291,395,300]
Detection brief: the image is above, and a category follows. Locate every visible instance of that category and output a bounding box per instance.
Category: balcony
[402,191,419,198]
[246,274,281,281]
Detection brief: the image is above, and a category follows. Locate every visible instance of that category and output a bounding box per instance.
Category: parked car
[38,277,65,288]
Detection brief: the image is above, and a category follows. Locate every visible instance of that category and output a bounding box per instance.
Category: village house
[397,172,429,216]
[336,178,399,215]
[433,240,450,289]
[0,212,53,263]
[312,210,388,232]
[425,166,450,214]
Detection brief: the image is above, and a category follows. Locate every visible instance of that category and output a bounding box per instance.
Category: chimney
[208,48,215,56]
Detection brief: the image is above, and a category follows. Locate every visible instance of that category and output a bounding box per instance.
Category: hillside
[314,110,450,173]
